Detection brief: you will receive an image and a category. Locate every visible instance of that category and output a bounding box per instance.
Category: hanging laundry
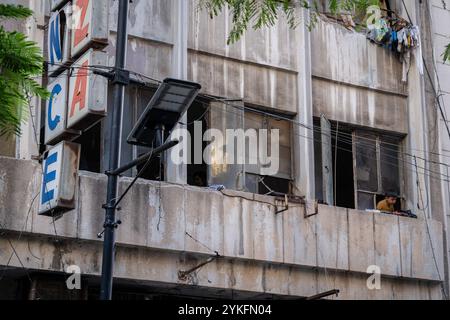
[365,14,421,82]
[366,18,390,45]
[366,16,420,52]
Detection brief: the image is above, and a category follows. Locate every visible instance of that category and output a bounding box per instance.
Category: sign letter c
[48,84,62,131]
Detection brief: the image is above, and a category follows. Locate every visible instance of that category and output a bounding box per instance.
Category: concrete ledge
[0,158,445,285]
[0,235,443,300]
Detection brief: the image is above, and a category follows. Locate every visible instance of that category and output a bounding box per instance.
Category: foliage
[200,0,450,63]
[444,43,450,63]
[0,4,48,136]
[199,0,381,44]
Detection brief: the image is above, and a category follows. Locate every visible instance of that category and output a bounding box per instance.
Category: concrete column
[402,0,450,297]
[293,8,315,199]
[426,0,450,298]
[400,1,429,217]
[166,0,189,184]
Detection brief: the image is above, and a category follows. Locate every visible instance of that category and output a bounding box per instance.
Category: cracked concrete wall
[105,0,302,113]
[2,0,448,300]
[0,235,443,299]
[311,18,408,134]
[0,157,446,299]
[426,0,450,296]
[187,1,300,113]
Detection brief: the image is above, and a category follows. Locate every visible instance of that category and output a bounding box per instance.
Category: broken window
[74,122,102,173]
[243,109,293,195]
[355,131,403,210]
[207,101,246,190]
[314,117,404,210]
[48,82,290,195]
[186,98,209,187]
[314,117,355,208]
[206,103,293,194]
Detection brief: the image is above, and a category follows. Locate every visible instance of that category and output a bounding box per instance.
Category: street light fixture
[101,66,201,300]
[127,78,202,148]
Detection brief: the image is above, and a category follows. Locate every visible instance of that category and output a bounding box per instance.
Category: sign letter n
[49,14,62,65]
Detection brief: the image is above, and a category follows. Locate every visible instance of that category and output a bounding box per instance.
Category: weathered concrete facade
[1,0,449,299]
[427,0,450,299]
[0,156,445,299]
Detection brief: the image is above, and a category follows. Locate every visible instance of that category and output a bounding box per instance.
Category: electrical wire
[199,97,450,184]
[400,1,450,300]
[414,157,449,300]
[21,0,450,299]
[36,57,450,187]
[123,84,450,186]
[400,0,450,141]
[90,71,450,191]
[0,222,34,284]
[0,96,66,298]
[37,3,450,166]
[130,69,450,163]
[0,191,39,282]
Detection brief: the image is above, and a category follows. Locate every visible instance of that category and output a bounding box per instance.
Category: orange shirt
[377,199,395,212]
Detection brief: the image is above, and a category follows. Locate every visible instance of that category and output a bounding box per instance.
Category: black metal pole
[100,0,129,300]
[109,140,180,177]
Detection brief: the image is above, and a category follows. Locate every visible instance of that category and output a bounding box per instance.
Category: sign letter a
[70,61,88,117]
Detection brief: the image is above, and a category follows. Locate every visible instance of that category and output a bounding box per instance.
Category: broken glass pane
[321,115,334,205]
[355,132,378,192]
[357,192,376,210]
[208,101,245,190]
[314,124,324,202]
[380,139,401,195]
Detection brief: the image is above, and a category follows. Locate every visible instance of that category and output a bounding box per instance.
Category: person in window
[377,193,398,213]
[376,193,418,218]
[193,171,207,187]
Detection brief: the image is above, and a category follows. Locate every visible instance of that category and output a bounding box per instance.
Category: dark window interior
[187,99,209,187]
[136,156,164,181]
[258,175,290,195]
[314,118,404,211]
[74,122,102,173]
[331,125,355,209]
[380,139,401,196]
[245,173,291,196]
[133,87,159,181]
[314,118,355,209]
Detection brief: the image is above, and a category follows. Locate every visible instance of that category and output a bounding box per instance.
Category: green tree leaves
[200,0,450,63]
[0,4,48,136]
[200,0,381,44]
[200,0,307,45]
[444,43,450,64]
[0,4,33,19]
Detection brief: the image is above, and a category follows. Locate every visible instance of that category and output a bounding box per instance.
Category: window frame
[353,131,405,210]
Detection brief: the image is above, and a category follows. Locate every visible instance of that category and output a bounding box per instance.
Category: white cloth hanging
[413,27,424,76]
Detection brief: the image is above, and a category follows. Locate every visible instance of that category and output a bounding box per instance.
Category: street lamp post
[99,0,129,301]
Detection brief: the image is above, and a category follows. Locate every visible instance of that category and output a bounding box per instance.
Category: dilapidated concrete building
[1,0,449,300]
